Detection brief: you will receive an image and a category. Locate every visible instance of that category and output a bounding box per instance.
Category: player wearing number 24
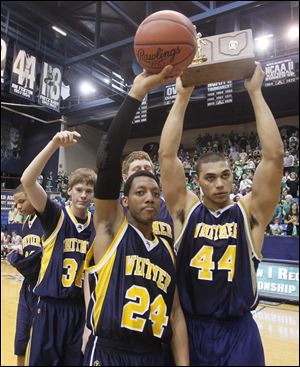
[20,131,97,366]
[82,66,189,366]
[158,62,284,366]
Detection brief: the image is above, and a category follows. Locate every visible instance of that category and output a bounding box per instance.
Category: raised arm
[21,131,81,213]
[93,66,177,263]
[159,78,198,234]
[242,62,284,252]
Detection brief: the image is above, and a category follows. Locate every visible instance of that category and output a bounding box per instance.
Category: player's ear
[122,196,129,208]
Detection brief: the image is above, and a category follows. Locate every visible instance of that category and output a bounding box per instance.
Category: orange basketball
[134,10,197,74]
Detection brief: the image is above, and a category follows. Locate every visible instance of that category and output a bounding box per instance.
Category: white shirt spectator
[239,177,253,193]
[283,151,294,168]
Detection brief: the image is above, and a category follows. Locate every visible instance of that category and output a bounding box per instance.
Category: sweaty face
[68,183,94,214]
[197,160,233,209]
[123,176,160,224]
[13,192,35,216]
[124,160,153,181]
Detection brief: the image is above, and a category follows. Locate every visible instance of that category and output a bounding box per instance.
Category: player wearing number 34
[20,131,97,366]
[158,62,284,366]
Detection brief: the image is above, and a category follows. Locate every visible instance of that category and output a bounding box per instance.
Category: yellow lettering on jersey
[121,285,168,338]
[194,223,203,237]
[219,224,228,239]
[125,256,172,293]
[134,257,146,276]
[152,221,172,238]
[63,238,88,254]
[22,235,41,248]
[194,222,238,241]
[126,256,137,275]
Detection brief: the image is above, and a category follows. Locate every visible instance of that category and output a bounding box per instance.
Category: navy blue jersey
[22,214,44,257]
[121,194,174,244]
[85,218,176,350]
[34,204,93,299]
[7,214,43,283]
[175,200,261,319]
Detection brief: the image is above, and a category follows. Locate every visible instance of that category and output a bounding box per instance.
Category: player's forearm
[95,95,141,200]
[159,95,189,158]
[21,141,58,187]
[249,91,284,160]
[170,307,189,366]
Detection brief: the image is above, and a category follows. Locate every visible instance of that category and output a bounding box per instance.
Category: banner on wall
[263,57,298,87]
[164,83,176,105]
[1,121,23,160]
[207,81,233,107]
[133,95,148,124]
[1,36,8,86]
[10,45,37,101]
[257,261,299,302]
[1,191,14,211]
[38,61,63,112]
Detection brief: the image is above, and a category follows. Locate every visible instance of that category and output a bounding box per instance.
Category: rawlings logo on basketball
[137,47,181,66]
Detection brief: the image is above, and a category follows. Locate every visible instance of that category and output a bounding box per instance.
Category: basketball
[134,10,197,74]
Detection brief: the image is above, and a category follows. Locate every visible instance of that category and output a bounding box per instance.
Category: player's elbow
[158,147,177,163]
[263,146,284,162]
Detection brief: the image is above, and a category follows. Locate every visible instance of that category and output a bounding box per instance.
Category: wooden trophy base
[181,29,256,87]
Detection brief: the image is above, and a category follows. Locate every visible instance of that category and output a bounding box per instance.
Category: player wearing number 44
[82,65,189,366]
[20,131,97,366]
[158,62,284,366]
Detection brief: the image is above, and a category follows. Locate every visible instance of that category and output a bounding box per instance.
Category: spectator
[286,172,298,198]
[239,174,253,194]
[283,151,295,174]
[1,229,11,259]
[10,230,22,251]
[284,202,299,236]
[270,217,284,236]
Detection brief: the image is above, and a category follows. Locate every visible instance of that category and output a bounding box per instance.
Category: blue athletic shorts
[14,280,38,356]
[83,335,165,366]
[186,311,265,366]
[25,297,85,366]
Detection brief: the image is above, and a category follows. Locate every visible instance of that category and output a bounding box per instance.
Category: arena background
[1,1,299,366]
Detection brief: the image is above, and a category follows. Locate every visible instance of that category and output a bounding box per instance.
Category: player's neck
[203,197,232,212]
[127,214,154,240]
[70,204,87,220]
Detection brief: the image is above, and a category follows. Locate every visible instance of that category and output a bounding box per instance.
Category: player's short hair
[68,168,97,189]
[196,152,230,174]
[122,151,153,175]
[123,171,160,197]
[13,184,26,195]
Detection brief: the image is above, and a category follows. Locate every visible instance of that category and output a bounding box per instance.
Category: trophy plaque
[181,29,256,87]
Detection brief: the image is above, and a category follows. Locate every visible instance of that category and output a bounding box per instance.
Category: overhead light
[103,77,111,84]
[52,26,67,37]
[79,81,96,95]
[288,25,299,40]
[254,34,274,51]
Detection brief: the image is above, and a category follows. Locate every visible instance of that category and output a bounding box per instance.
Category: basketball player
[7,185,43,366]
[158,62,284,365]
[122,151,173,242]
[83,66,189,366]
[20,133,96,366]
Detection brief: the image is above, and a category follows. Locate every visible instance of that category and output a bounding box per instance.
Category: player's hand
[175,76,194,99]
[244,61,265,93]
[52,131,81,148]
[130,65,181,101]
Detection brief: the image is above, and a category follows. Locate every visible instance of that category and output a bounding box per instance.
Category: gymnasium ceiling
[1,1,299,138]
